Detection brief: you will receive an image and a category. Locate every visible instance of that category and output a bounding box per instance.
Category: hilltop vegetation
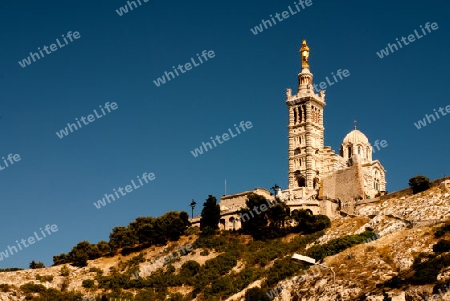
[0,176,449,300]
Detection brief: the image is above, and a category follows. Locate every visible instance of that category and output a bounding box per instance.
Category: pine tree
[200,195,221,232]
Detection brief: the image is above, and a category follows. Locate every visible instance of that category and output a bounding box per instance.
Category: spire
[354,119,357,130]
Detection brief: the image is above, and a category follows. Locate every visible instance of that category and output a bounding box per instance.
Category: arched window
[348,146,352,158]
[229,217,236,231]
[374,171,380,191]
[295,171,306,188]
[358,146,361,155]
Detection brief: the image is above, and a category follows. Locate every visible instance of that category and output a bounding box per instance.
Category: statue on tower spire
[300,40,310,67]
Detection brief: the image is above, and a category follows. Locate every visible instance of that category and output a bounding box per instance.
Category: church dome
[343,129,369,145]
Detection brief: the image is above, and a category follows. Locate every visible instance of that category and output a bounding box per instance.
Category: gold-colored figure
[300,40,310,67]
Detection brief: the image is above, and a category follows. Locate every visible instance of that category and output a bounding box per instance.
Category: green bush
[433,240,450,253]
[20,282,46,293]
[306,231,378,261]
[433,280,450,294]
[434,223,450,238]
[180,261,200,278]
[409,175,431,194]
[60,265,70,276]
[53,211,190,266]
[264,257,302,288]
[193,234,231,252]
[35,274,53,282]
[168,292,185,301]
[89,267,104,275]
[82,279,95,288]
[29,260,45,269]
[245,287,270,301]
[0,268,24,272]
[410,254,450,285]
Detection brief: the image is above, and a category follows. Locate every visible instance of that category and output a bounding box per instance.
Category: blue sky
[0,0,448,268]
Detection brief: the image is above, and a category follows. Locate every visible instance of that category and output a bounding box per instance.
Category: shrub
[82,279,95,289]
[433,240,450,253]
[60,265,70,276]
[89,267,103,275]
[434,223,450,238]
[180,261,201,278]
[168,292,184,301]
[20,282,46,293]
[61,278,70,292]
[0,284,10,292]
[186,227,200,236]
[29,260,45,269]
[193,234,230,252]
[433,280,450,294]
[410,253,450,285]
[264,257,302,288]
[245,287,270,301]
[200,249,209,256]
[0,268,23,272]
[409,175,431,194]
[306,231,378,261]
[35,274,53,282]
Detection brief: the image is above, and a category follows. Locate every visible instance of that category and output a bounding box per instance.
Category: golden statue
[300,40,310,67]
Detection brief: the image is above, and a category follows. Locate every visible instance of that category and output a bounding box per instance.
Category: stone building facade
[194,41,388,229]
[282,40,386,211]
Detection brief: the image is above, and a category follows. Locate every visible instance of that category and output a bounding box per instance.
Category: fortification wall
[320,162,365,214]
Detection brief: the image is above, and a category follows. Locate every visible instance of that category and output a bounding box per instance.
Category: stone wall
[320,162,365,214]
[319,199,340,218]
[220,188,272,210]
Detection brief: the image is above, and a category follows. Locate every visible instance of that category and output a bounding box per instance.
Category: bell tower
[286,40,326,191]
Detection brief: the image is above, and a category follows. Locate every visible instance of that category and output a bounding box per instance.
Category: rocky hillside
[0,182,449,301]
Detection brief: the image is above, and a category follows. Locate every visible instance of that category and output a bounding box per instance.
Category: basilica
[214,41,387,230]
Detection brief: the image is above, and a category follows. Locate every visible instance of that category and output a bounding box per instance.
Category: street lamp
[291,253,336,294]
[271,184,281,198]
[190,199,197,218]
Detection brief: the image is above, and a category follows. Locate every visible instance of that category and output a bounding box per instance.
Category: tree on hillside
[129,216,156,245]
[128,212,190,246]
[29,261,45,269]
[267,202,290,229]
[240,193,269,239]
[409,175,431,194]
[200,195,221,232]
[292,209,331,233]
[68,241,101,267]
[160,211,190,241]
[53,253,69,266]
[109,226,135,251]
[96,240,111,254]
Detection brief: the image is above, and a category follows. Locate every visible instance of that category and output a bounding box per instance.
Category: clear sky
[0,0,448,268]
